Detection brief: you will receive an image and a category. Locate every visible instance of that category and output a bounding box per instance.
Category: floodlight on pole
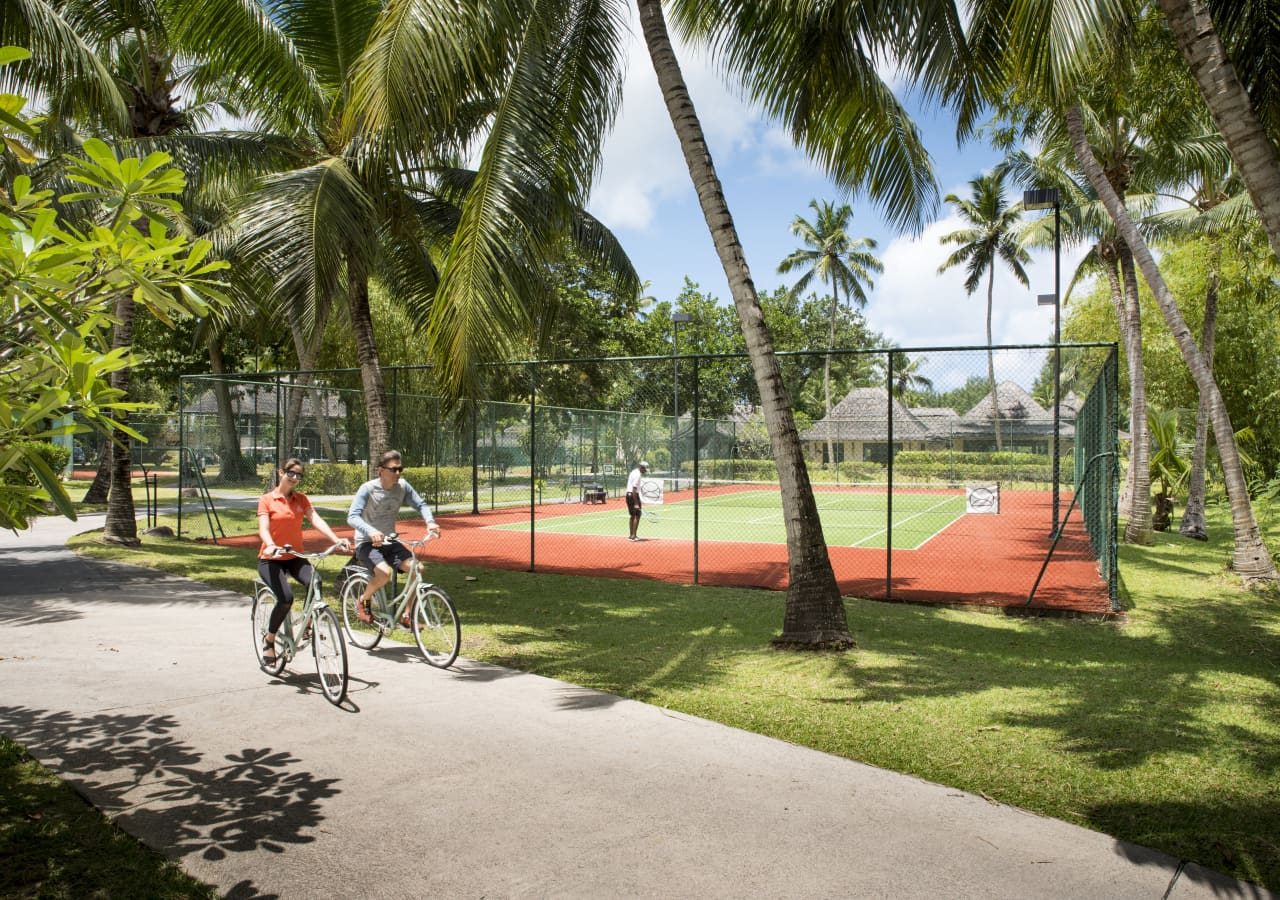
[672,311,692,492]
[1023,187,1062,535]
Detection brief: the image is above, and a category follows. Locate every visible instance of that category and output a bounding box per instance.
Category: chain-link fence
[180,342,1119,614]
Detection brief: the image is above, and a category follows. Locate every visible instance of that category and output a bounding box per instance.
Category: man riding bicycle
[347,449,442,625]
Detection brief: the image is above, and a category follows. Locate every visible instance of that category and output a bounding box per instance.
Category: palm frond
[164,0,327,134]
[671,0,939,232]
[230,157,376,341]
[428,0,629,396]
[0,0,129,129]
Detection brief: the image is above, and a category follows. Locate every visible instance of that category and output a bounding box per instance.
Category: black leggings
[258,557,315,634]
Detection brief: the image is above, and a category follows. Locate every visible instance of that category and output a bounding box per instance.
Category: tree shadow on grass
[455,563,1280,889]
[0,704,339,891]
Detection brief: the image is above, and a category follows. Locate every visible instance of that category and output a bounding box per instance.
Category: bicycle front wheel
[340,575,382,650]
[252,587,285,676]
[413,586,460,668]
[312,607,348,706]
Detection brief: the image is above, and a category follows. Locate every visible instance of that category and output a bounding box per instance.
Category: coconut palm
[995,6,1276,575]
[347,0,984,647]
[1157,0,1280,266]
[176,0,637,475]
[1066,108,1276,579]
[883,349,934,401]
[937,170,1030,452]
[777,200,881,468]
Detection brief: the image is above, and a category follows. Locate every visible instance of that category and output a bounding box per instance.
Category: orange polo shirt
[257,491,312,559]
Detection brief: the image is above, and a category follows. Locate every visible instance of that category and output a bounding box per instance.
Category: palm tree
[777,199,881,468]
[348,0,982,648]
[937,170,1030,452]
[883,349,934,401]
[1066,106,1276,579]
[177,0,637,475]
[1157,0,1280,266]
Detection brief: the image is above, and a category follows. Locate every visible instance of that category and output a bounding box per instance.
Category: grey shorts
[356,540,413,571]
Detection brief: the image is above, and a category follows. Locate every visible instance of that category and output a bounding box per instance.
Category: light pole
[1024,187,1062,535]
[672,311,692,492]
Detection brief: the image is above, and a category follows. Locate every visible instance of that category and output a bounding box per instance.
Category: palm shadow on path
[0,704,339,896]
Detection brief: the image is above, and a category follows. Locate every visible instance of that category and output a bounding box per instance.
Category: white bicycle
[338,533,461,668]
[252,543,349,705]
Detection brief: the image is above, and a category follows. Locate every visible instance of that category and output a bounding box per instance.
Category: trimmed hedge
[295,463,472,506]
[892,450,1074,484]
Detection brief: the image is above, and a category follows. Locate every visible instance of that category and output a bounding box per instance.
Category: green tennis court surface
[488,485,969,550]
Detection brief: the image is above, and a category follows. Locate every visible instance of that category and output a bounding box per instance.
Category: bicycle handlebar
[269,542,347,561]
[380,531,439,550]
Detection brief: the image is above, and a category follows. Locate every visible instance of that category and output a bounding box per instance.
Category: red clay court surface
[219,488,1115,618]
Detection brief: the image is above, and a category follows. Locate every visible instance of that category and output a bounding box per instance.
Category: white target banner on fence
[639,478,665,505]
[965,482,1000,514]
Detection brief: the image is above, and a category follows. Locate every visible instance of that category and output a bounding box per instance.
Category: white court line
[849,496,961,549]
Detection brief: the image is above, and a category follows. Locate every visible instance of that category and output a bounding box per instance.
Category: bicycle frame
[257,544,342,662]
[349,534,433,629]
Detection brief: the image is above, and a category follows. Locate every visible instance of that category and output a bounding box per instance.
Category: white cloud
[589,8,764,232]
[866,213,1090,354]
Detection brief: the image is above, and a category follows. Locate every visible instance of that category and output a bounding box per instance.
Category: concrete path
[0,516,1272,899]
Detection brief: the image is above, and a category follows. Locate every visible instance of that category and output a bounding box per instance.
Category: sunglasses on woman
[283,470,304,480]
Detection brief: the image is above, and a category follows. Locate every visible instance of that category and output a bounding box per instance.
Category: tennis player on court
[625,460,648,541]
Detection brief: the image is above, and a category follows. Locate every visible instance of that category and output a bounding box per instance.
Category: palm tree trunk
[1067,104,1276,579]
[349,257,390,475]
[103,294,139,546]
[82,442,112,504]
[1118,243,1153,543]
[824,277,839,468]
[208,330,251,482]
[637,0,850,648]
[1159,0,1280,264]
[1180,268,1217,541]
[284,324,315,464]
[985,267,1002,451]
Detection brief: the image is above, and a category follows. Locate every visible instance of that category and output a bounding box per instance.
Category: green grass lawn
[37,500,1280,890]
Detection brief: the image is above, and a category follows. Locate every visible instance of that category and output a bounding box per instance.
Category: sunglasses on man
[381,465,404,473]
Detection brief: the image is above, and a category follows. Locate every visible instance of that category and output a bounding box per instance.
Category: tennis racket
[642,507,661,523]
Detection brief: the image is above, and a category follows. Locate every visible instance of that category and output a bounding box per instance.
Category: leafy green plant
[0,48,227,529]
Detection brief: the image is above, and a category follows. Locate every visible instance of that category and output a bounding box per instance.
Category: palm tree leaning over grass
[937,170,1030,452]
[778,199,881,469]
[1157,0,1280,266]
[349,0,986,647]
[1066,109,1276,580]
[962,0,1277,578]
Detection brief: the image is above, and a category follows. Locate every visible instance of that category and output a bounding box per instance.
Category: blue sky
[587,19,1089,350]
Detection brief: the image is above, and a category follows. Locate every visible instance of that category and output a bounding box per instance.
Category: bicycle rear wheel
[252,587,286,676]
[340,575,382,650]
[413,585,460,668]
[312,607,348,705]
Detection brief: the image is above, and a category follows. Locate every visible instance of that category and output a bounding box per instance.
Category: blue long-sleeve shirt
[347,478,434,544]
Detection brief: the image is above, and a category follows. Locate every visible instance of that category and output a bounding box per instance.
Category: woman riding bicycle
[258,458,350,663]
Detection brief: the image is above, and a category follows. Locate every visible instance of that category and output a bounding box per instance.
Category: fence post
[177,375,185,539]
[528,362,536,572]
[693,354,700,585]
[886,350,894,602]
